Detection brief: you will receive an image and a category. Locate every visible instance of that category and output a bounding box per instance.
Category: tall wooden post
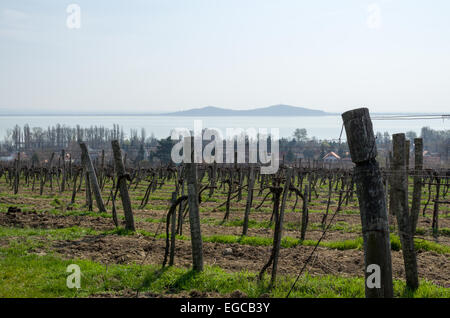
[410,138,423,234]
[71,168,79,204]
[169,191,177,266]
[177,176,185,235]
[405,139,410,173]
[209,161,217,197]
[79,143,106,213]
[384,156,389,213]
[242,165,255,236]
[84,166,93,211]
[48,152,55,191]
[99,149,105,190]
[342,108,393,298]
[388,151,394,218]
[14,152,20,194]
[392,134,419,290]
[185,136,203,271]
[432,175,440,237]
[80,153,93,211]
[61,149,66,193]
[300,185,309,241]
[270,168,292,286]
[111,140,135,231]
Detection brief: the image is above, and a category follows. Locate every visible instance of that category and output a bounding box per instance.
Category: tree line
[1,123,448,165]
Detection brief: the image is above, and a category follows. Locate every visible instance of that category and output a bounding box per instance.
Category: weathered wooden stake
[169,191,177,266]
[270,168,292,286]
[342,108,393,298]
[300,185,309,241]
[392,134,419,290]
[410,138,423,234]
[61,149,66,193]
[80,143,106,212]
[432,175,440,237]
[14,153,20,194]
[185,136,204,271]
[84,168,93,211]
[70,169,79,204]
[111,140,135,231]
[242,166,255,236]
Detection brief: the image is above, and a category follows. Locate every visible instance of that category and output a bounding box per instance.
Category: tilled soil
[0,209,362,243]
[3,205,447,246]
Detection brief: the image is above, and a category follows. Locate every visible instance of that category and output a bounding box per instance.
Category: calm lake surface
[0,115,447,141]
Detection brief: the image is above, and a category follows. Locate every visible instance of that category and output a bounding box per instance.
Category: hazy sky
[1,0,449,114]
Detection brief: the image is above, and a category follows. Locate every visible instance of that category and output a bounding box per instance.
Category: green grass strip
[0,244,448,298]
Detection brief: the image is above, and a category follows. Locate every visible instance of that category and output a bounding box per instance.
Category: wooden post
[177,176,185,235]
[270,168,292,286]
[80,152,92,211]
[392,134,419,290]
[14,152,20,194]
[384,156,389,215]
[432,175,440,237]
[342,108,393,298]
[99,149,105,190]
[405,139,410,173]
[321,175,333,227]
[185,136,204,271]
[39,167,45,195]
[242,166,255,236]
[48,152,55,191]
[209,161,217,197]
[111,140,135,231]
[300,185,309,241]
[61,149,66,193]
[169,191,177,266]
[71,168,79,204]
[223,169,233,222]
[388,151,394,217]
[84,166,93,211]
[79,143,106,212]
[410,138,423,234]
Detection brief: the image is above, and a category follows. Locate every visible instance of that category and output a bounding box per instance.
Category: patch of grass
[0,245,144,297]
[50,198,62,207]
[143,217,165,224]
[415,228,426,235]
[202,197,220,203]
[0,226,99,241]
[309,221,361,233]
[47,208,116,220]
[390,234,450,254]
[149,196,171,201]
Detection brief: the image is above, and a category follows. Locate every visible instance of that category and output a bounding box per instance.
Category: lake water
[0,115,447,141]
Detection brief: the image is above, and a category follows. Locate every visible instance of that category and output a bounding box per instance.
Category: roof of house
[323,151,341,160]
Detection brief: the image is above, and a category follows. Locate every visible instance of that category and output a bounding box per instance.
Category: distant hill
[161,105,332,116]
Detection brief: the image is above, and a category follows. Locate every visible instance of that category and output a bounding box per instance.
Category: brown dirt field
[0,208,364,243]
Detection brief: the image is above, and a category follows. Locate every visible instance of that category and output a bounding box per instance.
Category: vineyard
[0,112,449,298]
